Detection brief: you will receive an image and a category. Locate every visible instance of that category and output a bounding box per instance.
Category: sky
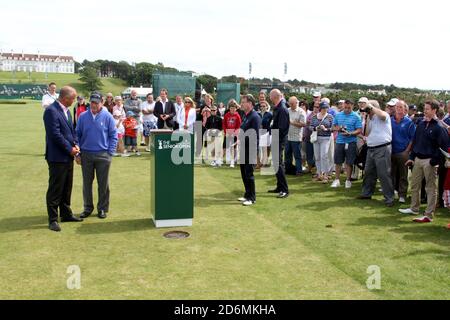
[1,0,449,90]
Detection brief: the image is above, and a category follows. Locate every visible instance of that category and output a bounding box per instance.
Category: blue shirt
[76,107,118,155]
[391,116,416,154]
[333,111,362,144]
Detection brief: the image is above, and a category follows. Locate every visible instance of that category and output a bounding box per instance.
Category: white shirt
[367,113,392,147]
[177,107,197,134]
[57,101,69,120]
[141,101,157,122]
[42,92,59,109]
[174,102,184,118]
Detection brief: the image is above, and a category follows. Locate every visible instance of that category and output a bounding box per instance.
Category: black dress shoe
[80,212,92,219]
[268,189,280,193]
[49,221,61,232]
[61,215,83,222]
[98,210,107,219]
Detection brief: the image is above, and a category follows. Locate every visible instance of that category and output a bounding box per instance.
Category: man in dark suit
[43,86,83,232]
[153,88,176,129]
[268,89,290,198]
[238,94,261,206]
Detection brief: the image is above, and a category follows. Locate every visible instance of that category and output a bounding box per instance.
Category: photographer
[357,100,395,207]
[331,99,362,189]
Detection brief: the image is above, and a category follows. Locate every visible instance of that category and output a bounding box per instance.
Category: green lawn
[0,101,448,300]
[0,71,127,96]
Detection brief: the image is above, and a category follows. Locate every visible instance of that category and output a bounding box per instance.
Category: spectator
[77,92,118,220]
[223,100,242,168]
[285,96,306,176]
[42,82,59,109]
[124,89,142,119]
[141,93,157,151]
[153,88,176,130]
[259,101,273,167]
[310,102,334,183]
[331,99,363,189]
[218,102,226,118]
[177,97,197,134]
[174,95,184,130]
[268,89,290,199]
[400,100,449,223]
[254,90,267,113]
[123,111,140,156]
[357,100,395,207]
[205,105,223,167]
[386,98,399,117]
[73,95,89,128]
[113,110,125,156]
[303,100,319,175]
[391,100,416,204]
[113,96,126,120]
[104,93,115,114]
[408,104,418,120]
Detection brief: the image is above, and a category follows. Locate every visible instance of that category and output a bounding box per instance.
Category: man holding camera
[357,100,395,207]
[331,100,362,189]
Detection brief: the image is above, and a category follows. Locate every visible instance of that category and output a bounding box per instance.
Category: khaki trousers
[410,158,437,215]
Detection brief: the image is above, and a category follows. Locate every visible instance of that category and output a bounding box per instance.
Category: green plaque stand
[150,130,194,228]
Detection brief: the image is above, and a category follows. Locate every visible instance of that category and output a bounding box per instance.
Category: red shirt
[76,104,88,119]
[223,112,242,135]
[123,118,138,138]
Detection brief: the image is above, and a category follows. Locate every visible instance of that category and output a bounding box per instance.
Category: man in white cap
[386,98,399,117]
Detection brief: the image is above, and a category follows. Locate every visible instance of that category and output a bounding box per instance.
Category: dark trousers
[240,164,256,202]
[285,141,303,174]
[275,139,289,193]
[391,152,409,198]
[46,161,74,223]
[81,152,112,213]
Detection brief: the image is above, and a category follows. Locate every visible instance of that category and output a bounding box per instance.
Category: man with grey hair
[357,101,395,206]
[285,96,306,175]
[268,89,290,198]
[43,86,83,232]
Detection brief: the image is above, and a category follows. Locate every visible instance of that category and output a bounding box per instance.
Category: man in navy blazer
[153,88,176,129]
[43,86,83,232]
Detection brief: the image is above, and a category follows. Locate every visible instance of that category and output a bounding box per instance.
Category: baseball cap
[312,91,321,98]
[126,111,135,117]
[319,102,330,109]
[387,98,399,107]
[409,104,417,110]
[90,92,102,103]
[345,99,354,105]
[338,100,345,104]
[358,97,369,104]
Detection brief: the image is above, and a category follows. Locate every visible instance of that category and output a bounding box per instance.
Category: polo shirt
[391,116,416,154]
[333,111,362,144]
[367,113,392,147]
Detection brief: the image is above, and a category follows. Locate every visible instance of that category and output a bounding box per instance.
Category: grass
[0,71,128,96]
[0,101,448,300]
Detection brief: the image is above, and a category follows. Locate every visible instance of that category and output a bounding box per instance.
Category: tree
[197,74,217,93]
[79,66,103,94]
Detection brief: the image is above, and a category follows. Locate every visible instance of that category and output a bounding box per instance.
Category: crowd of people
[41,82,450,231]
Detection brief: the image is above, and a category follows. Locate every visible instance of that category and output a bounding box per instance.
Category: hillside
[0,71,128,96]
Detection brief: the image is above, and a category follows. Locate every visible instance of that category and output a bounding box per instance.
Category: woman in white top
[177,97,197,134]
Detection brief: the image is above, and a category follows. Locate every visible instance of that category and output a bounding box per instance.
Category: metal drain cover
[163,231,190,239]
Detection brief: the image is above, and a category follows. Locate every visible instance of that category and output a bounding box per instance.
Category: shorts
[143,120,157,137]
[125,136,137,147]
[334,142,357,166]
[223,135,238,149]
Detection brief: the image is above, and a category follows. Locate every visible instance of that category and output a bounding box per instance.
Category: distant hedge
[0,100,27,105]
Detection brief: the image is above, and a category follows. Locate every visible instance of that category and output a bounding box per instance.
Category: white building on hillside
[0,52,75,73]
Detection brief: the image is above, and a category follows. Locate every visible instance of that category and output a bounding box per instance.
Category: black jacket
[271,100,290,141]
[153,100,176,129]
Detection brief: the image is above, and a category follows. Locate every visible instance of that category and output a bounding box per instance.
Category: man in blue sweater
[76,92,118,219]
[400,100,448,223]
[238,94,261,206]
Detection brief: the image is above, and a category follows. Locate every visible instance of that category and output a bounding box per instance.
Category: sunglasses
[184,101,192,104]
